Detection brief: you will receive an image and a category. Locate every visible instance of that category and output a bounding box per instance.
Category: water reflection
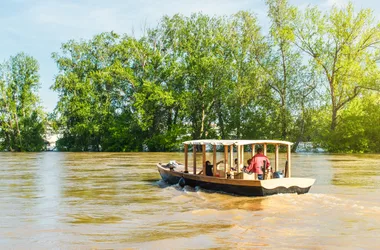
[327,154,380,190]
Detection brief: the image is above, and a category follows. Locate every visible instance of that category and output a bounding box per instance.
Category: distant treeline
[0,0,379,152]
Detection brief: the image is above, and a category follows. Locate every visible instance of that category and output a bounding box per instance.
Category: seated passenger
[205,160,213,176]
[231,158,238,171]
[242,159,252,173]
[199,160,223,176]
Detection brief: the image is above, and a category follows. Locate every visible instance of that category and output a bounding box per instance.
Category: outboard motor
[273,171,284,178]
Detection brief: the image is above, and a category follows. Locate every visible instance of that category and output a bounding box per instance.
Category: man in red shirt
[246,148,271,180]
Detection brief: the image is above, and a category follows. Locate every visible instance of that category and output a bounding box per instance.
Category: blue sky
[0,0,376,112]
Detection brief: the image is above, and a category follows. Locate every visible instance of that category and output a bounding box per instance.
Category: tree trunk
[173,108,178,126]
[330,79,337,131]
[13,113,22,151]
[216,100,225,138]
[293,103,306,153]
[200,103,206,138]
[167,108,173,131]
[236,98,242,139]
[280,95,287,139]
[331,107,338,131]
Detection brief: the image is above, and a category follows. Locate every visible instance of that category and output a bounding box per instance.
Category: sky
[0,0,377,112]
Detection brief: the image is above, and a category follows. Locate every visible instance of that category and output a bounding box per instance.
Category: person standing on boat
[246,148,271,180]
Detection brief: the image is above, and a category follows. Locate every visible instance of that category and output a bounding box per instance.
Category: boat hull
[181,177,311,196]
[157,164,314,196]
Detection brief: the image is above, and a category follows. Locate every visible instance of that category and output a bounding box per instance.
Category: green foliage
[48,2,380,153]
[317,93,380,153]
[0,53,45,152]
[293,2,380,131]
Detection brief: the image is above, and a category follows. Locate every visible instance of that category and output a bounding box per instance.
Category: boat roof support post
[184,144,188,173]
[240,145,244,169]
[251,144,255,157]
[224,145,229,173]
[230,145,234,173]
[287,144,291,177]
[202,144,206,176]
[264,144,267,156]
[213,145,217,176]
[193,145,197,174]
[237,145,241,173]
[275,144,279,172]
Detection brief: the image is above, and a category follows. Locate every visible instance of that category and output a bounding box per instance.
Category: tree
[260,0,319,150]
[0,53,45,151]
[159,13,229,140]
[126,29,187,151]
[52,32,141,151]
[292,3,380,132]
[224,11,267,139]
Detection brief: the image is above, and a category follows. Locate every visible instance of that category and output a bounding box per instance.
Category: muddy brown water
[0,152,379,249]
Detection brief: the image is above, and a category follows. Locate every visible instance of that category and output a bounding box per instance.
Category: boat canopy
[183,139,293,146]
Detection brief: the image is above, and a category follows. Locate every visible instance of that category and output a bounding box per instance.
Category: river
[0,152,379,249]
